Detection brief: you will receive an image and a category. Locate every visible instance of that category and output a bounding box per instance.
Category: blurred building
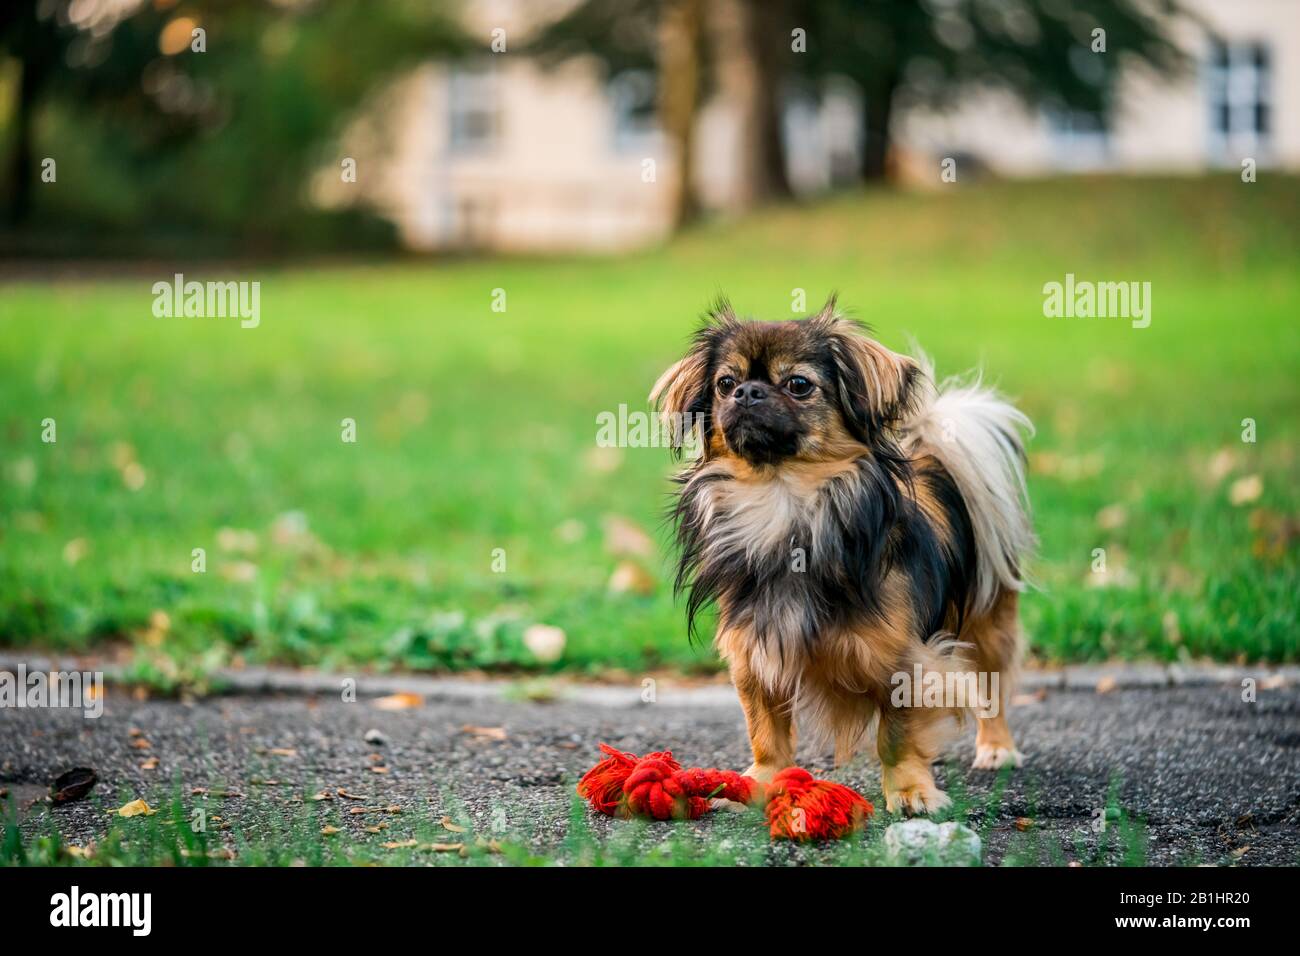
[323,0,1300,252]
[898,0,1300,180]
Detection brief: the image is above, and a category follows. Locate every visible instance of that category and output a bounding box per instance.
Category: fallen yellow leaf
[1011,689,1048,707]
[1229,474,1264,506]
[372,692,423,711]
[602,514,654,557]
[112,799,156,818]
[608,561,656,596]
[423,842,465,853]
[440,816,467,833]
[461,724,508,741]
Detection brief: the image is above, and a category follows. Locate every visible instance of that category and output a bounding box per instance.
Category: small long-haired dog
[651,297,1034,813]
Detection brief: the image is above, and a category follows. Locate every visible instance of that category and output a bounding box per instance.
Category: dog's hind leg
[877,703,953,815]
[967,589,1025,770]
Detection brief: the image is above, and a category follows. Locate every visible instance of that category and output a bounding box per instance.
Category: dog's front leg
[733,667,795,785]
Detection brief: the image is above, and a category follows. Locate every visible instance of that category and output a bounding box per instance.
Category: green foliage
[0,0,470,246]
[529,0,661,77]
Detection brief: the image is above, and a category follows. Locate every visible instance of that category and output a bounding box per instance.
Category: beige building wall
[420,57,674,252]
[897,0,1300,177]
[318,0,677,253]
[322,0,1299,251]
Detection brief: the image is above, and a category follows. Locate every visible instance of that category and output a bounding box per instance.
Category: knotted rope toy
[577,743,874,841]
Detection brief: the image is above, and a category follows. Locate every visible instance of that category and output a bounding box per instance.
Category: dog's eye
[785,376,814,398]
[716,376,737,396]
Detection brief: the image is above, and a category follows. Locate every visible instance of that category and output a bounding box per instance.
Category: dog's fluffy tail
[900,351,1035,614]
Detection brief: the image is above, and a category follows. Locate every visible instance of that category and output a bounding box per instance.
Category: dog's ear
[647,345,707,416]
[812,297,919,440]
[649,347,710,450]
[649,299,738,455]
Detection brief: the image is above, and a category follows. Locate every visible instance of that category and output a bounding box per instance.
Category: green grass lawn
[1,175,1297,681]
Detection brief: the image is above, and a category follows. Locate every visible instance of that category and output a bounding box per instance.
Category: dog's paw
[972,745,1024,770]
[884,784,952,816]
[710,797,749,813]
[741,763,780,785]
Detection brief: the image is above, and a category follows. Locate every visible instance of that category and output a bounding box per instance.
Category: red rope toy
[577,743,873,841]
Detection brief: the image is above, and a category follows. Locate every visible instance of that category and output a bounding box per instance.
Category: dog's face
[651,298,919,466]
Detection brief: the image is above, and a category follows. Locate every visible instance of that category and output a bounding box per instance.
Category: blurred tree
[0,0,469,245]
[788,0,1187,181]
[0,3,52,223]
[530,0,709,227]
[712,0,792,205]
[658,0,705,224]
[531,0,1185,216]
[533,0,799,220]
[0,1,166,224]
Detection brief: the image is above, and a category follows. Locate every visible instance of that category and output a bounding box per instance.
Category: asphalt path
[3,672,1297,866]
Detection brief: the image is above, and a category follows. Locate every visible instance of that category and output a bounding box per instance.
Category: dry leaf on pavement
[424,842,465,853]
[461,724,508,741]
[111,799,157,818]
[372,692,424,711]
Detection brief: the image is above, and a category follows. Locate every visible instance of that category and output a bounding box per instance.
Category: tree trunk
[706,0,790,211]
[744,0,792,201]
[658,0,704,227]
[860,71,899,182]
[6,57,37,225]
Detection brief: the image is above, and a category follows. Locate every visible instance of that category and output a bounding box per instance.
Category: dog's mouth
[721,408,802,464]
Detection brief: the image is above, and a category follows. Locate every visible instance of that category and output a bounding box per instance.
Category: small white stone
[884,819,982,866]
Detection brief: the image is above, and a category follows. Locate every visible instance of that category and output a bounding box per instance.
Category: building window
[608,70,660,153]
[1046,108,1109,171]
[1206,38,1271,162]
[448,64,500,154]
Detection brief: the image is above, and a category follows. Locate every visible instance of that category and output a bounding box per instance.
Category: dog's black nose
[732,382,768,406]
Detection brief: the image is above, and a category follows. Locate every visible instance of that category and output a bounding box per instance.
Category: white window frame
[1045,107,1110,171]
[1205,37,1272,165]
[607,69,661,154]
[447,63,501,155]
